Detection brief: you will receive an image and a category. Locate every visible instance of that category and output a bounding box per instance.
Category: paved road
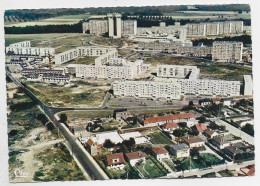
[210,118,254,145]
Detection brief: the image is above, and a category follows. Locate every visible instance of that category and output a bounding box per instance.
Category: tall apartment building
[113,78,240,99]
[6,41,55,56]
[138,41,193,52]
[212,41,243,62]
[82,18,137,36]
[113,80,182,99]
[186,21,243,36]
[176,46,212,57]
[157,65,200,79]
[243,75,253,96]
[67,59,144,80]
[82,20,108,35]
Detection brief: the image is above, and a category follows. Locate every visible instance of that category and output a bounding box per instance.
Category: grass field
[4,14,91,27]
[25,81,108,108]
[149,132,174,145]
[145,54,251,81]
[34,143,86,181]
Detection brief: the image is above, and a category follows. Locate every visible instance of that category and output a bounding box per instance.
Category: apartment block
[82,20,108,35]
[186,21,243,36]
[176,46,212,57]
[122,20,137,35]
[243,75,253,96]
[138,41,193,52]
[6,41,55,56]
[113,80,182,99]
[212,41,243,62]
[157,65,200,79]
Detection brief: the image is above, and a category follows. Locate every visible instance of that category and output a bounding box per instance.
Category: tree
[188,101,194,107]
[103,139,115,148]
[59,113,67,123]
[242,124,254,136]
[197,116,206,124]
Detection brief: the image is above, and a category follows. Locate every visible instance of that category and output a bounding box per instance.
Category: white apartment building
[121,20,137,35]
[54,46,117,64]
[6,41,55,56]
[157,65,200,79]
[243,75,253,96]
[186,21,243,36]
[113,80,182,99]
[212,41,243,62]
[67,59,144,80]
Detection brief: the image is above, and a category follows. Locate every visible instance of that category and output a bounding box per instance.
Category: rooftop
[184,136,204,144]
[144,113,195,124]
[106,153,125,166]
[169,143,189,151]
[152,147,168,155]
[125,151,145,160]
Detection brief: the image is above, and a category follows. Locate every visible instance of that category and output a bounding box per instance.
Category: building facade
[212,41,243,62]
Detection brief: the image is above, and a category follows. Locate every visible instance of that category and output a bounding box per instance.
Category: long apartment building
[176,46,212,57]
[138,40,193,52]
[67,58,144,80]
[186,21,243,36]
[6,41,55,56]
[113,64,241,99]
[157,65,200,79]
[82,17,137,36]
[54,46,117,64]
[212,41,243,62]
[113,80,182,99]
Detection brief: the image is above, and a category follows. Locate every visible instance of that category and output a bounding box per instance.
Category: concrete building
[122,20,137,35]
[186,21,243,37]
[176,46,212,57]
[113,80,182,100]
[138,40,193,53]
[82,20,108,35]
[6,41,55,56]
[212,41,243,62]
[107,13,122,38]
[157,65,200,79]
[243,75,253,96]
[168,143,190,158]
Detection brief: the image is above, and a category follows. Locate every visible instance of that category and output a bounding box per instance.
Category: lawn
[135,158,167,178]
[218,169,233,177]
[164,159,177,171]
[149,132,174,145]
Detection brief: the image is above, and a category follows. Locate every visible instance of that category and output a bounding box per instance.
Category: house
[204,129,218,139]
[125,151,146,166]
[143,113,195,126]
[73,126,87,137]
[113,109,131,120]
[184,136,205,148]
[221,98,233,106]
[152,147,170,161]
[224,145,243,158]
[85,138,103,156]
[199,98,212,106]
[211,136,229,149]
[194,123,207,133]
[168,143,190,158]
[212,97,221,105]
[186,118,199,128]
[161,122,179,132]
[106,153,125,170]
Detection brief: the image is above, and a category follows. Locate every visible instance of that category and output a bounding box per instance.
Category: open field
[144,54,252,81]
[4,14,91,27]
[25,81,109,108]
[5,33,92,49]
[149,132,174,145]
[163,11,250,20]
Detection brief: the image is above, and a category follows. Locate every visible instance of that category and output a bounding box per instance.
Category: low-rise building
[184,136,205,148]
[85,138,103,156]
[113,109,131,120]
[152,147,170,161]
[161,122,179,132]
[168,143,190,158]
[106,153,125,170]
[224,145,243,158]
[199,98,212,106]
[194,123,207,133]
[204,129,218,139]
[211,136,230,149]
[125,151,146,166]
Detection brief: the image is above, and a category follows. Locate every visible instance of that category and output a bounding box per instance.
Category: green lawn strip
[218,169,233,177]
[150,132,173,145]
[135,158,166,178]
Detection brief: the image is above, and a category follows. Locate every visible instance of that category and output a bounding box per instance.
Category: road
[6,69,109,180]
[210,118,254,145]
